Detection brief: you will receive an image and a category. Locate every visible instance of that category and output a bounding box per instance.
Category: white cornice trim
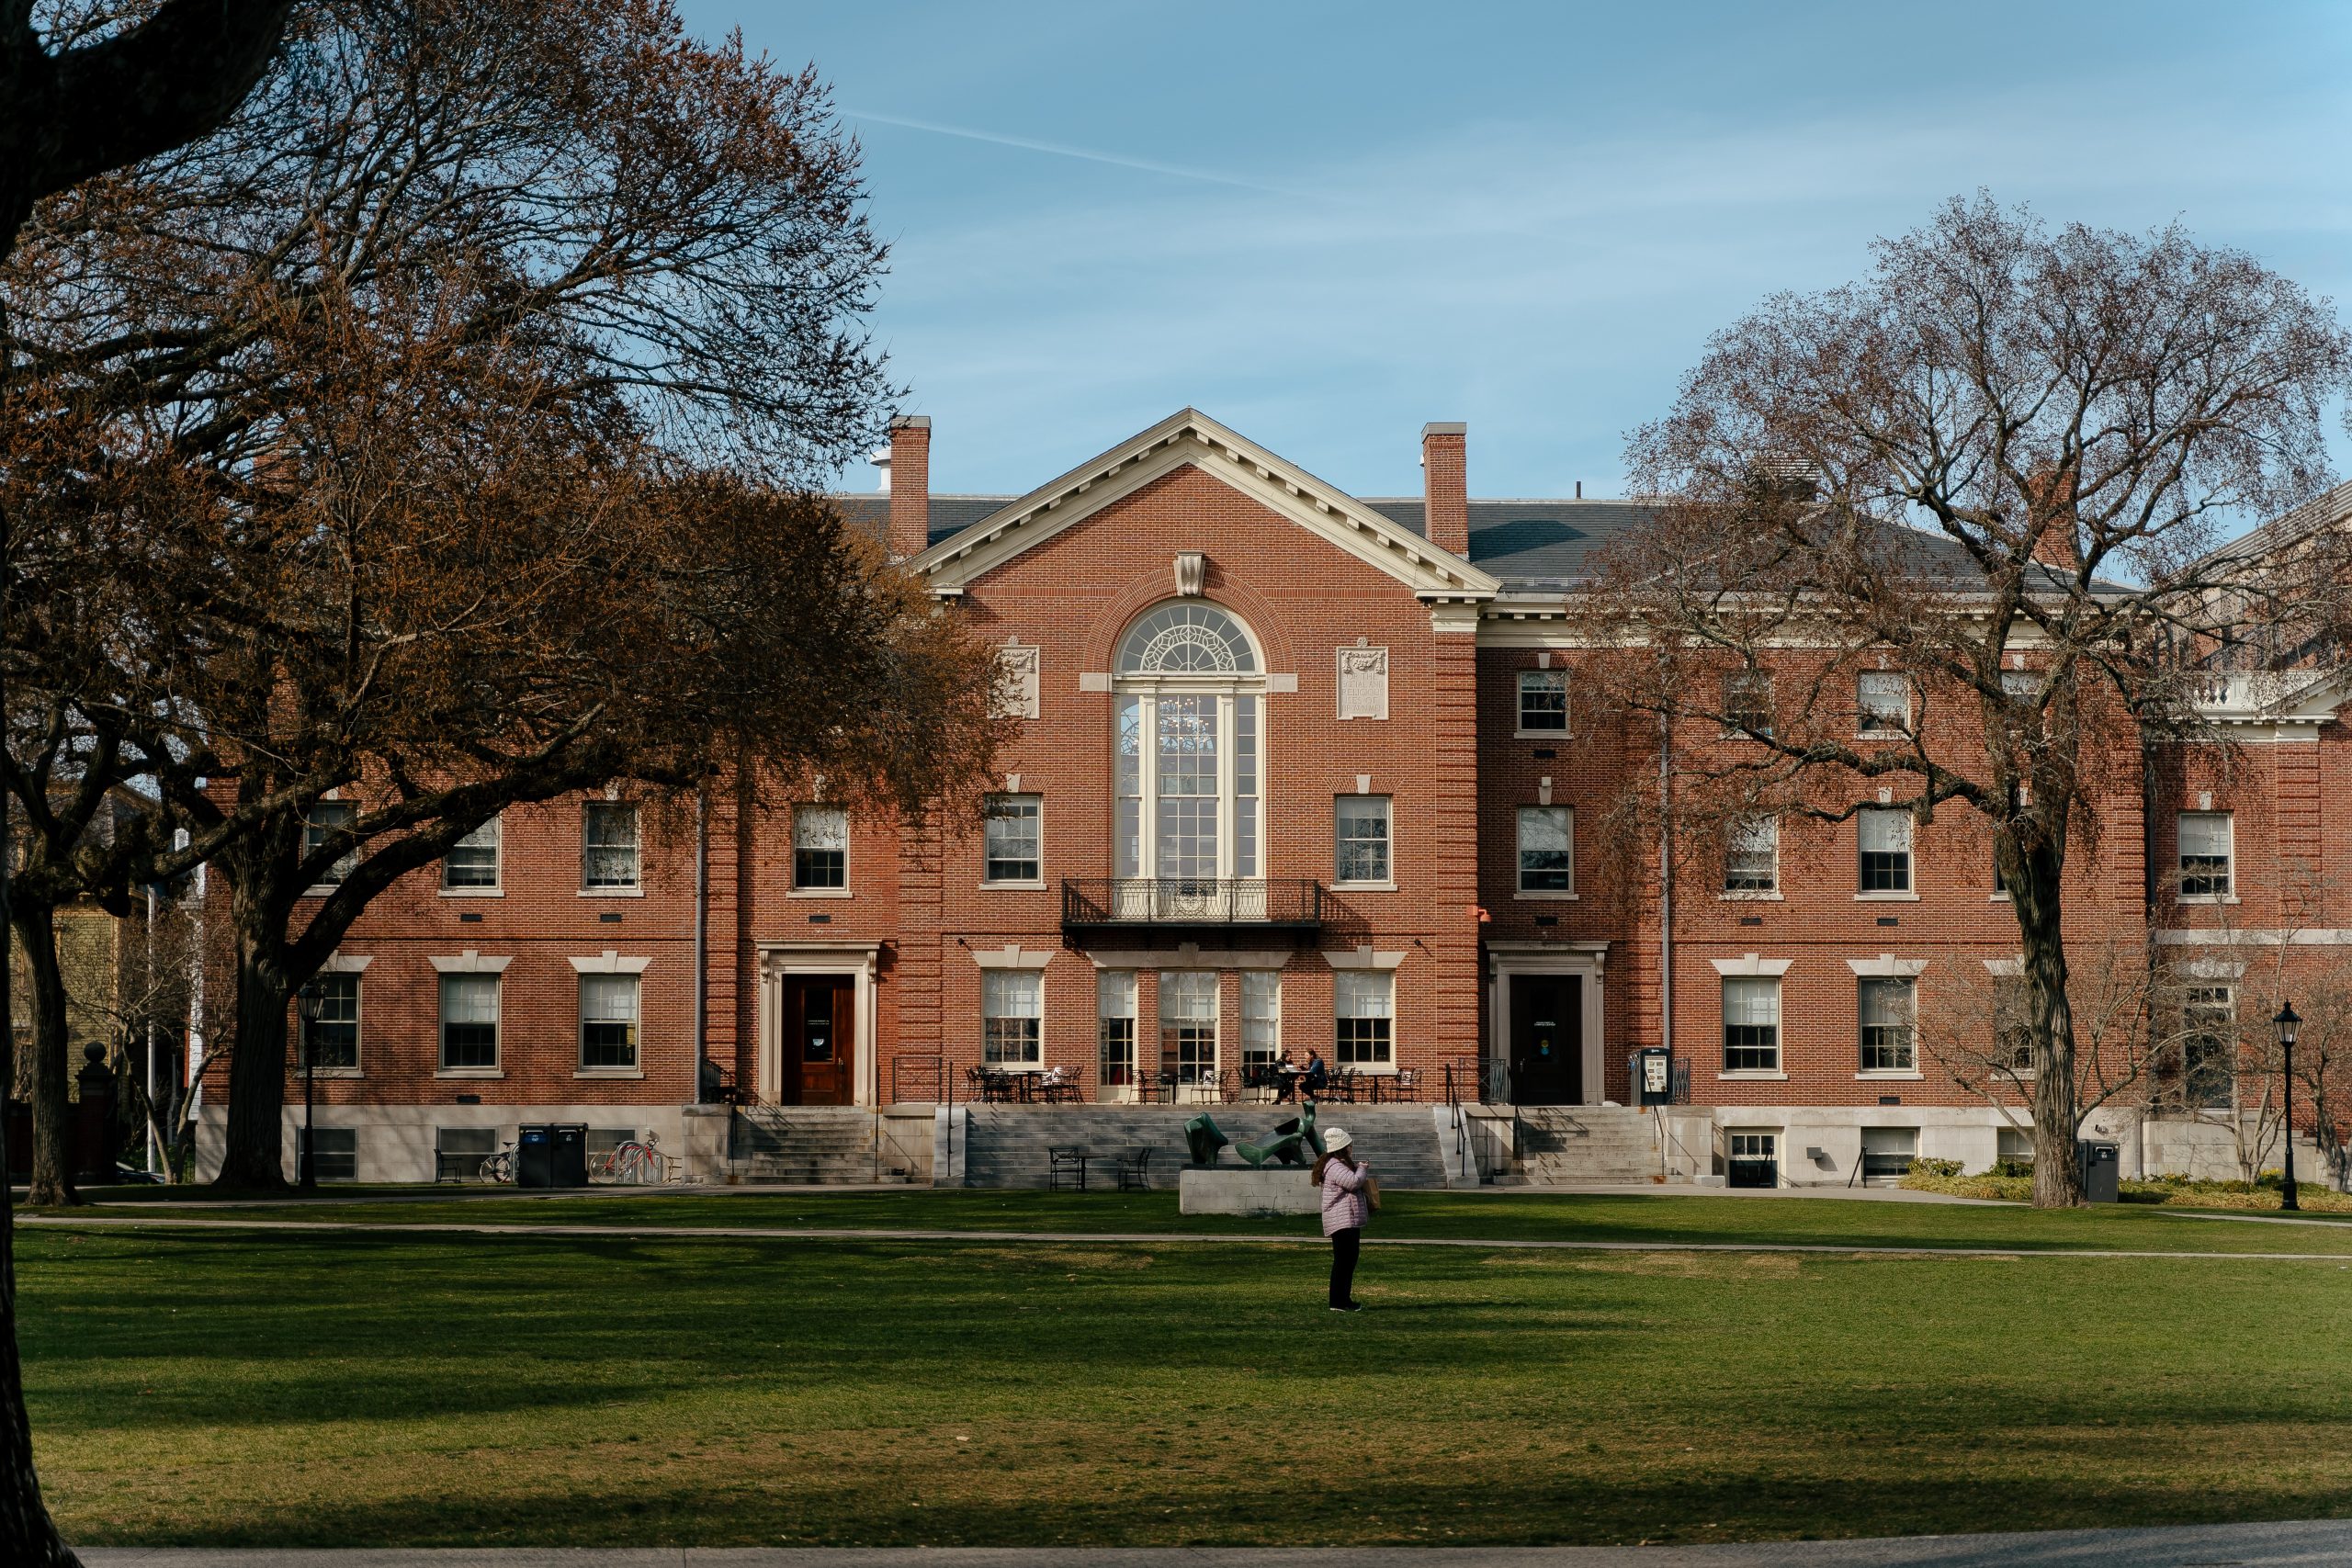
[1082,944,1295,971]
[569,951,651,975]
[1982,957,2023,977]
[429,950,510,974]
[910,409,1500,603]
[320,953,373,975]
[1711,953,1792,976]
[1323,944,1407,971]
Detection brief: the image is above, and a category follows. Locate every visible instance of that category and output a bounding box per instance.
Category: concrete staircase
[961,1105,1450,1190]
[1493,1106,1663,1186]
[729,1106,922,1184]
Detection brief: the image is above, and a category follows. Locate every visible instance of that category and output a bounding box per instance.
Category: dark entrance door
[1509,975,1582,1105]
[781,976,855,1106]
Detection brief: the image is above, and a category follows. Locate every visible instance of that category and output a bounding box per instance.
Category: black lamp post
[2274,1001,2301,1213]
[296,986,323,1193]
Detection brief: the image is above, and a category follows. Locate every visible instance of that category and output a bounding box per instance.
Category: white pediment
[909,409,1499,604]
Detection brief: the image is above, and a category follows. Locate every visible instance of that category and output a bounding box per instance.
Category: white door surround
[1487,941,1609,1106]
[756,942,884,1108]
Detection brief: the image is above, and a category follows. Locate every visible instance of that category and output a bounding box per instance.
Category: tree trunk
[9,908,74,1210]
[0,1217,80,1567]
[211,919,291,1190]
[2013,867,2088,1207]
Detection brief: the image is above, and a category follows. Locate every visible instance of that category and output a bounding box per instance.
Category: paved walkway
[28,1212,2352,1262]
[67,1517,2352,1565]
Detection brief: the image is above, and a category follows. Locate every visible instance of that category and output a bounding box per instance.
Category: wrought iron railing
[1060,877,1324,928]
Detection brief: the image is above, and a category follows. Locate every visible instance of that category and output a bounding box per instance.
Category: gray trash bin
[2078,1139,2120,1203]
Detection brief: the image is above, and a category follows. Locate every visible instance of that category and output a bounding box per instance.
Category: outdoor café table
[1046,1145,1089,1190]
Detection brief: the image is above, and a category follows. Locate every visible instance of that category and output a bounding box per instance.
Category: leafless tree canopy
[1589,195,2352,1205]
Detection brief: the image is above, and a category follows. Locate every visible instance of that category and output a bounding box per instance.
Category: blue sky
[686,1,2352,502]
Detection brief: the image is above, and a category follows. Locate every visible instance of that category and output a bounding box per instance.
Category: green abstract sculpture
[1183,1113,1230,1168]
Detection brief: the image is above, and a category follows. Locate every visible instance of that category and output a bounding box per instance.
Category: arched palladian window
[1114,603,1263,886]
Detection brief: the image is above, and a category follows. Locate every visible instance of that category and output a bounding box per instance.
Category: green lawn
[23,1196,2352,1548]
[72,1181,2352,1256]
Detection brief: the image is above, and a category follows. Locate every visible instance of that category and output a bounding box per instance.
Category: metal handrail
[1060,877,1325,927]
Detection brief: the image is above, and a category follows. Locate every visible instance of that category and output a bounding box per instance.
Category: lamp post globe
[296,986,324,1193]
[2274,1002,2301,1213]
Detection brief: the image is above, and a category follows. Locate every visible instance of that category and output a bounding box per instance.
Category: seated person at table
[1040,1063,1071,1094]
[1301,1049,1329,1100]
[1271,1048,1298,1100]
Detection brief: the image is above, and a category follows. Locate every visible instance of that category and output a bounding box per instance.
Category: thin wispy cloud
[845,108,1298,197]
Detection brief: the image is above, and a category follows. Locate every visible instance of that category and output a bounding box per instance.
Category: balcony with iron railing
[1060,877,1324,936]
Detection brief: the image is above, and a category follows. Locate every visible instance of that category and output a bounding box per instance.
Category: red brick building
[192,412,2352,1189]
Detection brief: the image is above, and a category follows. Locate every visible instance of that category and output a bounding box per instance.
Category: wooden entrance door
[1509,975,1582,1106]
[781,976,855,1105]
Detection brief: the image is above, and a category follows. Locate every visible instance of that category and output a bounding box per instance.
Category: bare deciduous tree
[1588,195,2352,1206]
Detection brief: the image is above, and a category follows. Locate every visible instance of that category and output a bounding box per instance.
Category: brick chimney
[888,415,931,561]
[2025,465,2080,573]
[1421,422,1468,557]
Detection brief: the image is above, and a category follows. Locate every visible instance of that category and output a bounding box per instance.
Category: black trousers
[1329,1226,1361,1308]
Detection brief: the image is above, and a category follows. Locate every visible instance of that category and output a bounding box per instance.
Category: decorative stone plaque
[995,643,1040,719]
[1336,640,1388,720]
[1174,551,1206,596]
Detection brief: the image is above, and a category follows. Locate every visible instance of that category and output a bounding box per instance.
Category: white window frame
[299,973,363,1077]
[303,801,359,891]
[983,969,1043,1069]
[1159,969,1219,1085]
[1516,805,1575,898]
[1723,815,1779,897]
[1857,807,1914,897]
[308,1126,358,1181]
[437,973,502,1074]
[1112,603,1268,887]
[1856,671,1911,738]
[1857,976,1917,1075]
[1334,795,1393,887]
[1334,970,1394,1069]
[1516,669,1569,735]
[578,973,641,1074]
[1241,971,1283,1069]
[1097,970,1138,1100]
[2177,811,2234,902]
[582,801,640,892]
[1860,1126,1919,1182]
[1722,671,1774,739]
[982,793,1044,887]
[791,805,850,897]
[1721,976,1781,1075]
[440,814,502,894]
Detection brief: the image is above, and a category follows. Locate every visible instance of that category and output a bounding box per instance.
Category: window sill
[2175,895,2242,906]
[438,887,503,898]
[575,1067,645,1079]
[1854,891,1920,902]
[1514,729,1573,741]
[301,885,344,899]
[787,888,854,899]
[1718,1069,1789,1081]
[1991,893,2010,902]
[979,879,1048,892]
[1856,1071,1925,1081]
[578,886,645,898]
[297,1067,364,1080]
[1513,890,1579,902]
[435,1068,504,1079]
[1856,729,1908,742]
[1719,890,1783,902]
[1334,881,1397,893]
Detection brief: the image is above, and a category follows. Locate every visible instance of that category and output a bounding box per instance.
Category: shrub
[1908,1157,1964,1179]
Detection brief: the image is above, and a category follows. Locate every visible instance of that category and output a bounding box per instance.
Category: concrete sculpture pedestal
[1179,1167,1319,1216]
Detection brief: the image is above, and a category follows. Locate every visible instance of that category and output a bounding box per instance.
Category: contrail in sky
[846,108,1295,197]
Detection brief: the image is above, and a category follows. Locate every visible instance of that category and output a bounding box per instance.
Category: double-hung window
[1722,671,1774,738]
[1335,795,1392,885]
[982,970,1043,1068]
[2177,812,2233,899]
[309,1127,357,1181]
[793,806,848,891]
[1994,976,2034,1073]
[1517,806,1574,894]
[1159,970,1218,1082]
[300,974,359,1071]
[983,794,1042,884]
[1722,977,1781,1072]
[443,816,501,890]
[1517,670,1568,732]
[1724,816,1778,893]
[582,802,639,889]
[2182,985,2234,1109]
[579,974,639,1070]
[1097,971,1137,1094]
[1334,971,1394,1067]
[438,975,500,1071]
[1858,808,1912,893]
[1241,972,1283,1072]
[1857,671,1910,737]
[303,802,358,887]
[1113,604,1263,887]
[1858,976,1917,1072]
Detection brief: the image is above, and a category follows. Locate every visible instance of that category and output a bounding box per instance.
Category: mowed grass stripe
[22,1225,2352,1550]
